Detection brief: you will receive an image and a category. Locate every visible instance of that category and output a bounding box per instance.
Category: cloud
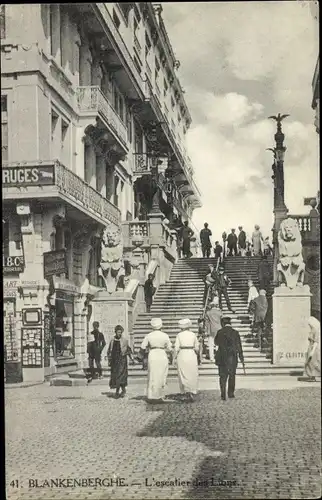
[161,2,319,240]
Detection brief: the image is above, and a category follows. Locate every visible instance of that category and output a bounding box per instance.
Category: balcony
[142,80,202,207]
[122,219,177,260]
[134,34,142,59]
[76,86,128,150]
[2,160,120,226]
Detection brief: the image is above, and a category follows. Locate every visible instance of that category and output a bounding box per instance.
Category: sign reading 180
[2,165,55,187]
[3,256,25,273]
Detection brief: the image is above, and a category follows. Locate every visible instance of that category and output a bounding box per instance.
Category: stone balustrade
[76,86,128,148]
[290,211,320,242]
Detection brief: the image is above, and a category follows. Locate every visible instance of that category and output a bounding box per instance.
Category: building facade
[310,0,319,134]
[1,3,201,382]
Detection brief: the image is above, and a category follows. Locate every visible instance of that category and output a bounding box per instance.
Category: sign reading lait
[43,249,67,278]
[2,165,55,187]
[3,255,25,273]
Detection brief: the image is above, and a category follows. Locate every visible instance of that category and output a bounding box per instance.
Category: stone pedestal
[91,292,130,365]
[273,285,311,366]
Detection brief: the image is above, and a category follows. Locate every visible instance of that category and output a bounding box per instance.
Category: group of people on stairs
[199,222,273,258]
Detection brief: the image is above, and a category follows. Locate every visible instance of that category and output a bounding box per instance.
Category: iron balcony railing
[76,86,128,148]
[2,160,121,225]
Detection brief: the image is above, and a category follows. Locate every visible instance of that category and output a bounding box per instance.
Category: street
[5,377,321,500]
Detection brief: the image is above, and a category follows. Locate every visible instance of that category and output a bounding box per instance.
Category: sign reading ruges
[2,165,55,187]
[43,249,67,278]
[3,255,25,273]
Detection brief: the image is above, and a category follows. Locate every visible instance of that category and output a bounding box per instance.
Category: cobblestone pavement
[5,378,321,500]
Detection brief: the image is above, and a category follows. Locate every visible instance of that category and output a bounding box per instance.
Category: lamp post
[267,113,289,285]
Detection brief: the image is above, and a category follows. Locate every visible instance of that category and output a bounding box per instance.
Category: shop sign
[43,249,67,278]
[2,165,55,187]
[4,279,21,298]
[3,255,25,274]
[53,276,79,294]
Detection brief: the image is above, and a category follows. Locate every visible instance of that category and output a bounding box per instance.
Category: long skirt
[110,355,128,389]
[253,236,261,255]
[304,347,321,378]
[177,349,198,394]
[147,349,169,400]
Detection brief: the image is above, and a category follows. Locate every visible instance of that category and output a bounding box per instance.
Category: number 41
[10,480,19,488]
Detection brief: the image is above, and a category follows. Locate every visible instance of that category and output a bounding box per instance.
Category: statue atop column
[98,224,125,293]
[277,217,305,289]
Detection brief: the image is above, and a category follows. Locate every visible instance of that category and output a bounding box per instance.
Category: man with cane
[215,316,245,400]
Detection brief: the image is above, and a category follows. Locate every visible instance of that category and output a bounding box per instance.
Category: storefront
[54,290,75,358]
[51,276,80,361]
[4,278,22,383]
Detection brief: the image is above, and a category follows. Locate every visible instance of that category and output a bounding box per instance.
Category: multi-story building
[1,3,201,382]
[310,0,319,134]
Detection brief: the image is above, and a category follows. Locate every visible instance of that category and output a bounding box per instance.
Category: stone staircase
[129,256,302,377]
[52,256,304,385]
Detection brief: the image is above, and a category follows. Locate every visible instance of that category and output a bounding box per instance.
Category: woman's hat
[150,318,162,330]
[178,318,192,329]
[259,289,267,296]
[308,316,320,341]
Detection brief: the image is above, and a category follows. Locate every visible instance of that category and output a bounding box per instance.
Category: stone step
[50,366,304,385]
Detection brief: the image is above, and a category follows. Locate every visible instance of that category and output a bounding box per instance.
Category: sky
[162,1,319,242]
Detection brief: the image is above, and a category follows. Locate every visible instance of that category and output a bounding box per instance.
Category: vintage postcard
[3,2,320,500]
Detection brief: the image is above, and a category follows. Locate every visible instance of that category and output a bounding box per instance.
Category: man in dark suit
[87,321,106,383]
[227,229,238,256]
[215,317,244,400]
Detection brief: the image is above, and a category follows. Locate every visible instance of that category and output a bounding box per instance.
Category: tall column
[268,114,289,285]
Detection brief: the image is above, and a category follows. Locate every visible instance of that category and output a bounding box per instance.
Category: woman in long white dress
[252,225,263,256]
[174,318,199,402]
[140,318,173,402]
[304,316,320,381]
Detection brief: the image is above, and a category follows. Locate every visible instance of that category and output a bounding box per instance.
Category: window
[114,176,119,207]
[127,109,132,144]
[134,120,143,153]
[50,5,62,65]
[55,294,74,358]
[51,109,59,157]
[145,33,151,59]
[61,119,69,164]
[1,95,8,161]
[112,9,120,29]
[133,16,138,35]
[164,79,168,97]
[118,3,131,23]
[0,4,6,39]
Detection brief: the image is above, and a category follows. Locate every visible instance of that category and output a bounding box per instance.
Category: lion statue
[98,224,125,293]
[277,217,305,289]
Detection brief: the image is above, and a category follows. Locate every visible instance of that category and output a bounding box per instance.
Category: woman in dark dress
[107,325,134,398]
